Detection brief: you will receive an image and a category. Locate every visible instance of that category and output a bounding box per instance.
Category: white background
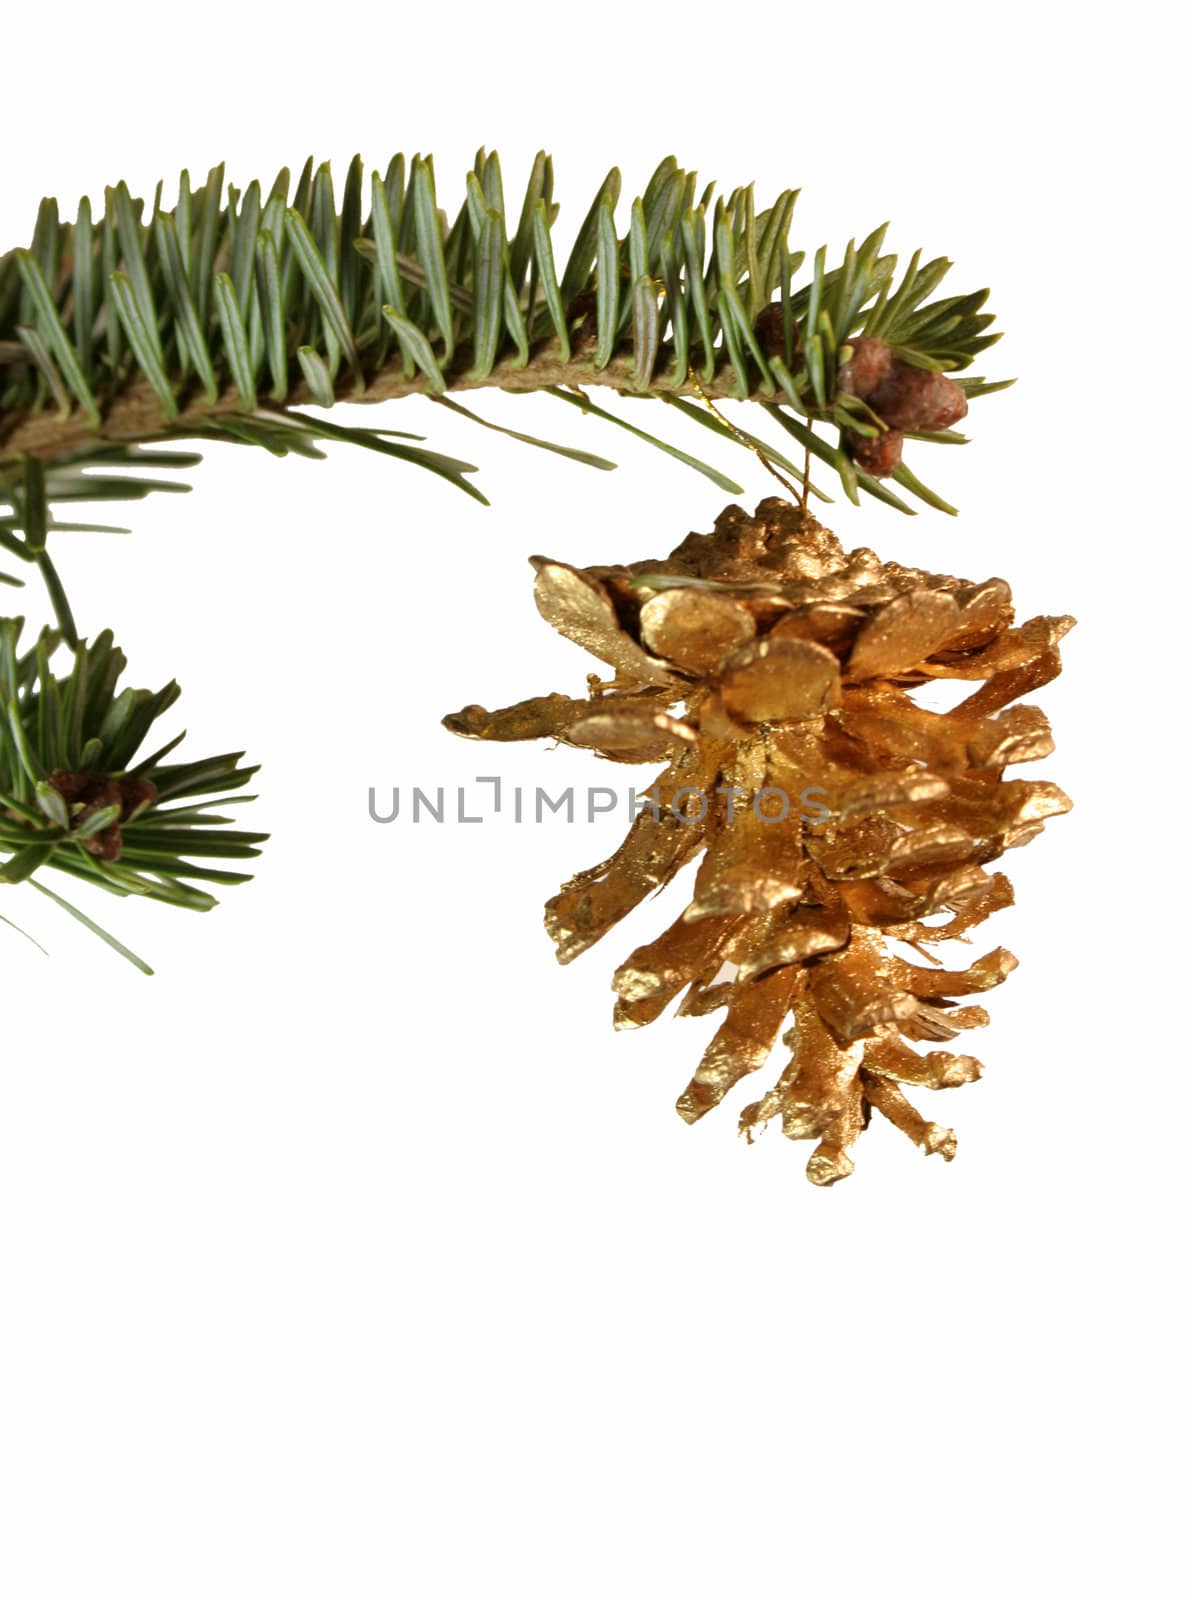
[1,5,1184,1596]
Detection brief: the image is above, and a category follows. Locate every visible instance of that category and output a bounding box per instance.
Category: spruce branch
[0,153,1008,533]
[0,616,262,970]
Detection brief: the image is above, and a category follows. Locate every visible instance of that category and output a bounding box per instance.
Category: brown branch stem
[0,340,780,466]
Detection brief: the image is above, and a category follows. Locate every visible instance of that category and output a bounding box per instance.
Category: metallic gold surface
[447,498,1074,1184]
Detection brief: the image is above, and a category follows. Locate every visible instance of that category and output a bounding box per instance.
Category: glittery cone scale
[446,499,1073,1184]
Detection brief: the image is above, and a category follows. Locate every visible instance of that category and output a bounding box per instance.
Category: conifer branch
[0,616,262,969]
[0,153,1009,533]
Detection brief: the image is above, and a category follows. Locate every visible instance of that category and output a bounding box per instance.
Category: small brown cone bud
[847,428,904,477]
[82,823,123,862]
[754,303,799,360]
[74,780,122,823]
[565,288,598,350]
[837,335,894,398]
[116,776,158,820]
[867,362,968,432]
[49,769,92,803]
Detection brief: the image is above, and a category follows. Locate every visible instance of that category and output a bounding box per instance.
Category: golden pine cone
[446,498,1073,1185]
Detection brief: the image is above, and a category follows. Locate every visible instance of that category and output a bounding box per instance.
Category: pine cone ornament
[446,498,1073,1185]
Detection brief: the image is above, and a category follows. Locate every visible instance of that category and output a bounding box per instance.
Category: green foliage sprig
[0,152,1007,538]
[0,618,262,970]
